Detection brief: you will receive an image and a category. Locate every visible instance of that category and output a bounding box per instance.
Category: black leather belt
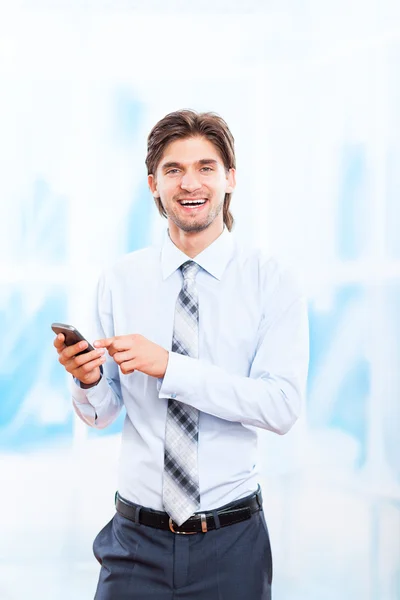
[115,488,263,534]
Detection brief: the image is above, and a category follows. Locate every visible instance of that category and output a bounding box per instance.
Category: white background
[0,1,399,598]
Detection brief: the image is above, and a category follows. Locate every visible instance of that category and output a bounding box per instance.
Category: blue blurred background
[1,2,399,598]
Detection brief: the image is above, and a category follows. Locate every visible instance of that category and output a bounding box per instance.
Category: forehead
[158,136,223,168]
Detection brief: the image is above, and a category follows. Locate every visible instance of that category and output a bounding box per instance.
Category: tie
[162,260,201,526]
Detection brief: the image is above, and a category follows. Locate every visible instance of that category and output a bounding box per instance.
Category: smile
[178,199,207,207]
[177,199,208,212]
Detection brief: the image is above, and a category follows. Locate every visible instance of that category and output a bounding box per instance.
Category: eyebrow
[161,159,219,171]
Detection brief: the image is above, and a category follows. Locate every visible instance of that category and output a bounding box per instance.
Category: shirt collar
[161,227,234,281]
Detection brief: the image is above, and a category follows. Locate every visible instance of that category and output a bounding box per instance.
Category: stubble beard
[166,197,224,233]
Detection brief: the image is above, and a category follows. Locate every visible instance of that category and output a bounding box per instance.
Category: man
[54,109,309,599]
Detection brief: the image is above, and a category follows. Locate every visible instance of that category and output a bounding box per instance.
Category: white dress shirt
[71,228,309,511]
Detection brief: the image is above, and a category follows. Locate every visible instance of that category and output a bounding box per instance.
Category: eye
[166,169,180,175]
[201,167,213,172]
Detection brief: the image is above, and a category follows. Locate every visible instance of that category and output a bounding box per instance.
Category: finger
[108,339,133,355]
[93,338,115,349]
[95,337,134,357]
[59,340,89,362]
[75,355,106,376]
[54,333,65,351]
[106,345,117,358]
[113,350,133,365]
[63,348,105,370]
[118,360,136,375]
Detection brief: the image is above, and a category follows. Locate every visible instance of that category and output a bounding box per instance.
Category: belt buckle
[168,514,208,534]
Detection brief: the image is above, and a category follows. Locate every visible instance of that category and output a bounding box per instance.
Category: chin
[170,212,212,233]
[179,220,211,234]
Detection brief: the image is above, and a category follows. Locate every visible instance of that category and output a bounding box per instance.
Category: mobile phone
[51,322,95,356]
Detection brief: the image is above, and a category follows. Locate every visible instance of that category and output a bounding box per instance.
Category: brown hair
[146,109,236,231]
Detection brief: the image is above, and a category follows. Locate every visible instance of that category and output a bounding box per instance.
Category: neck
[168,219,224,258]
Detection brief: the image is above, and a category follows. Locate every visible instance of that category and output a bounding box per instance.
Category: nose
[180,171,202,192]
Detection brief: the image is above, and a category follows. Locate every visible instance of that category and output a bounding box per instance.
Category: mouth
[177,198,208,212]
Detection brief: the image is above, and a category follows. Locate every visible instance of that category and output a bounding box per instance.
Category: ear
[148,174,160,198]
[225,168,236,193]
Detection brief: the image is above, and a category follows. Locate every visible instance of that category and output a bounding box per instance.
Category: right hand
[54,334,106,387]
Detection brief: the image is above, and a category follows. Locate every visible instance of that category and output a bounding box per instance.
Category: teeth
[180,200,206,206]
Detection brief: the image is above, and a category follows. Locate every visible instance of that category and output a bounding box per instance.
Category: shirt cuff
[71,375,110,409]
[158,352,198,401]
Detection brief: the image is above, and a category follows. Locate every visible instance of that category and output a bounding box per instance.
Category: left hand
[94,334,169,378]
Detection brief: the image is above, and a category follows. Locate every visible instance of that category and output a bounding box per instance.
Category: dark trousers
[93,501,273,599]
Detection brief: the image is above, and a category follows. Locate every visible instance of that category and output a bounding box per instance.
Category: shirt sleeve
[71,271,123,429]
[158,263,309,435]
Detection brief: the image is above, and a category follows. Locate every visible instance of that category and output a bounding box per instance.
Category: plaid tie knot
[181,260,200,283]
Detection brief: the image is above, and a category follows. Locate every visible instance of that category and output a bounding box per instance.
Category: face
[148,136,236,234]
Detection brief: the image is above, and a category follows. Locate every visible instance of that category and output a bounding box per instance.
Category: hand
[94,334,169,379]
[54,334,106,387]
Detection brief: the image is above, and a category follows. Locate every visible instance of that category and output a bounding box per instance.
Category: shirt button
[171,393,176,399]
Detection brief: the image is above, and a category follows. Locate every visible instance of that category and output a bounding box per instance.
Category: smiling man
[149,136,235,239]
[54,109,309,599]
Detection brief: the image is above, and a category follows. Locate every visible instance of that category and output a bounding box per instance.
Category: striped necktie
[162,260,201,526]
